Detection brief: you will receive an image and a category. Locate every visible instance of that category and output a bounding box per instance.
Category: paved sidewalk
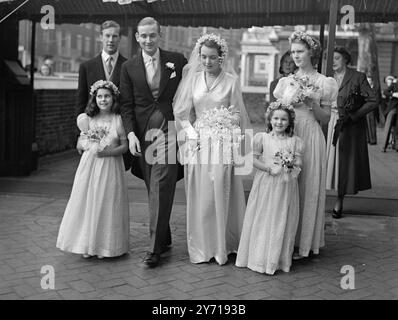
[1,129,397,215]
[0,134,398,300]
[1,190,398,300]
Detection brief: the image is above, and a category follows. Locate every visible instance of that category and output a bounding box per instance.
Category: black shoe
[143,252,160,267]
[332,209,343,219]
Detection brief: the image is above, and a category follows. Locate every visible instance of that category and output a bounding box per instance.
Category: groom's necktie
[146,56,157,85]
[106,56,113,75]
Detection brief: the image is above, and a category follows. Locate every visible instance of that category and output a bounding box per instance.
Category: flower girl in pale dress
[56,80,130,259]
[236,102,303,275]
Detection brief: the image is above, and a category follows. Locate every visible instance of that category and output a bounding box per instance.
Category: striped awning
[1,0,398,27]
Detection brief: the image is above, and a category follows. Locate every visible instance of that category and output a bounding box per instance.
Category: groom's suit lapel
[135,49,172,100]
[158,49,172,98]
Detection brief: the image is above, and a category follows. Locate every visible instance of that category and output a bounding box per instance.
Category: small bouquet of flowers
[194,105,243,165]
[272,148,301,181]
[281,75,320,106]
[85,126,109,142]
[81,125,110,153]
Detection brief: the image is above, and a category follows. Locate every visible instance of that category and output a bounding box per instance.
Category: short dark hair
[334,46,352,65]
[85,87,120,117]
[137,17,161,33]
[278,50,297,75]
[101,20,121,35]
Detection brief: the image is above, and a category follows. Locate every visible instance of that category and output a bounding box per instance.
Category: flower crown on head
[266,101,296,121]
[289,30,320,52]
[90,80,120,96]
[196,33,229,59]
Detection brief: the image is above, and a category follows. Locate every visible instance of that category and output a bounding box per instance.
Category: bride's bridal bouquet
[195,105,243,164]
[272,148,301,181]
[280,74,320,106]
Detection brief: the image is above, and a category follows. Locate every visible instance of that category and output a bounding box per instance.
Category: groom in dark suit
[120,17,186,267]
[76,20,126,115]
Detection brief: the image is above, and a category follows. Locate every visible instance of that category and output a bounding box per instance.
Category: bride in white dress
[173,34,251,265]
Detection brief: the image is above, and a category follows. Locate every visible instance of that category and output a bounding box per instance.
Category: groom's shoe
[143,252,160,268]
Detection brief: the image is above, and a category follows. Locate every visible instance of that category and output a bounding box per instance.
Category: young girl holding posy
[236,102,303,275]
[56,80,130,259]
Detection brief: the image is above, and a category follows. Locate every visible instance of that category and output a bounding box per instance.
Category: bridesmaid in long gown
[173,34,250,265]
[273,31,338,259]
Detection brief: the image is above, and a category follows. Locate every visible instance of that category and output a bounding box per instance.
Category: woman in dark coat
[330,47,377,219]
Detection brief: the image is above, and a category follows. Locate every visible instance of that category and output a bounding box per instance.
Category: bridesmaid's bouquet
[281,75,320,105]
[195,105,243,164]
[85,126,109,142]
[272,148,301,181]
[81,125,111,153]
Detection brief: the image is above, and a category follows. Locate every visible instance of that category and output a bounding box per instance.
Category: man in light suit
[76,20,126,116]
[120,17,186,267]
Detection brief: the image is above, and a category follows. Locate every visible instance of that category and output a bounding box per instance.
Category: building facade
[18,21,129,74]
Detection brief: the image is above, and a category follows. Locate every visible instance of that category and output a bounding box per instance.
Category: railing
[33,73,78,90]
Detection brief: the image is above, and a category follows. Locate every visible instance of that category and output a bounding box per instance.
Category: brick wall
[35,89,77,156]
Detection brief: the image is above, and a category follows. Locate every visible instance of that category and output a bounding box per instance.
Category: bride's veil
[172,34,252,167]
[173,34,250,133]
[173,40,202,122]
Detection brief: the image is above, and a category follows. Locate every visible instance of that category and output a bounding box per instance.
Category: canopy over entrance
[1,0,398,27]
[0,0,396,176]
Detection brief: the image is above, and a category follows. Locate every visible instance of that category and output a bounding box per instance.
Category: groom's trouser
[139,109,178,254]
